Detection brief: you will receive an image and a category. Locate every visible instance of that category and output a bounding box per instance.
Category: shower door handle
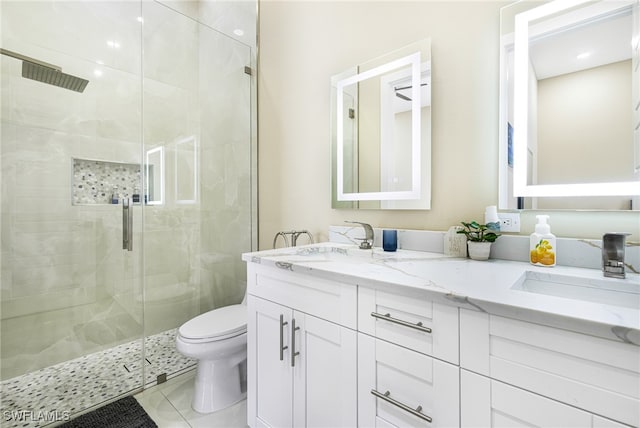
[122,198,133,251]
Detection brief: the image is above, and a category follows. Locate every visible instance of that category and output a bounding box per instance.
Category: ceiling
[529,6,632,80]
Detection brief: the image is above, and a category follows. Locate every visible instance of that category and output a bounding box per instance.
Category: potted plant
[457,221,501,261]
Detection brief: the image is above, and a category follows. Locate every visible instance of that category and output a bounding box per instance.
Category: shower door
[140,2,255,382]
[0,0,146,424]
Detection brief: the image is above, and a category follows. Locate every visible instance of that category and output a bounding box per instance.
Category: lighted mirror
[175,136,198,204]
[331,39,431,210]
[499,0,640,210]
[146,146,164,205]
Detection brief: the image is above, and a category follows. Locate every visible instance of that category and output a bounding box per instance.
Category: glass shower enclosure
[0,1,256,426]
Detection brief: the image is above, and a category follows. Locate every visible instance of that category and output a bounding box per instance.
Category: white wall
[258,0,640,248]
[538,60,632,184]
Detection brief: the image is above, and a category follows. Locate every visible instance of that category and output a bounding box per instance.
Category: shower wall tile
[0,1,142,78]
[1,293,143,380]
[1,58,141,142]
[143,1,199,91]
[0,119,141,323]
[1,286,97,323]
[143,77,199,148]
[0,40,142,142]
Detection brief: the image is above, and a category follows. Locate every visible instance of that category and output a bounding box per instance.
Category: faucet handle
[602,232,630,279]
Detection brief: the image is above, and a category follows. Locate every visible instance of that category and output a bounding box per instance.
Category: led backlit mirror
[331,39,431,210]
[499,0,640,210]
[145,146,164,205]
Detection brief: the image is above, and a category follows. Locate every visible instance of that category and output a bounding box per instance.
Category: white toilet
[175,303,247,413]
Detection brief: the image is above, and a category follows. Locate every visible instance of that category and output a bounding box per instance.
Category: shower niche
[72,158,142,205]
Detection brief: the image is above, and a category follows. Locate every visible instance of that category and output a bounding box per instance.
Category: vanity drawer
[358,287,459,364]
[247,263,357,329]
[460,309,640,427]
[461,370,629,428]
[358,333,459,428]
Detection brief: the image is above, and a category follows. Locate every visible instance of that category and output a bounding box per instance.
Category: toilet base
[192,355,247,413]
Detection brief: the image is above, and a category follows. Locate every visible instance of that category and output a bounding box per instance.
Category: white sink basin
[511,270,640,310]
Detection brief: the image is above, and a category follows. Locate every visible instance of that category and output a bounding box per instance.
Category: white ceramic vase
[467,241,492,261]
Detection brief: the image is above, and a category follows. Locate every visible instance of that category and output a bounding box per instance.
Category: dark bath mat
[59,395,157,428]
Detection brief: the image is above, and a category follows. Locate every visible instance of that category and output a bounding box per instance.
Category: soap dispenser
[530,215,556,267]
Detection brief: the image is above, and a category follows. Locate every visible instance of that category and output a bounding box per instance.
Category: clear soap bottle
[530,215,556,267]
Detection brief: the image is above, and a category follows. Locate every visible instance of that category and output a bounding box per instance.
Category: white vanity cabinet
[246,264,358,428]
[246,251,640,428]
[460,309,640,427]
[357,287,460,427]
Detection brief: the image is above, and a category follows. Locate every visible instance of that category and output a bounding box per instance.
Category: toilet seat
[178,304,247,342]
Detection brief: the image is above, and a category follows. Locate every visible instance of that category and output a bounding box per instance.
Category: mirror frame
[336,51,422,201]
[499,0,640,208]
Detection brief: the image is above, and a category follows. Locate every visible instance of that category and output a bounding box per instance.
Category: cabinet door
[248,296,292,428]
[292,312,357,428]
[358,333,459,428]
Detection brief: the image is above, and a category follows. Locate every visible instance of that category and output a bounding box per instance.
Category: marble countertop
[243,242,640,345]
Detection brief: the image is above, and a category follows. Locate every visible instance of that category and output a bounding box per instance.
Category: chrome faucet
[345,221,374,249]
[602,233,629,278]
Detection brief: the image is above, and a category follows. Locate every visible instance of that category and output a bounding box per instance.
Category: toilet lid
[179,304,247,340]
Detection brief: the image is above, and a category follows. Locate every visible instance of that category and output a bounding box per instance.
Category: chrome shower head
[1,48,89,93]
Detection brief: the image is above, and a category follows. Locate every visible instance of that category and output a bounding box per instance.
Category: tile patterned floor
[0,329,195,428]
[135,370,248,428]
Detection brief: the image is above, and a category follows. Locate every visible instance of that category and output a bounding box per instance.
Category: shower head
[21,61,89,93]
[1,48,89,93]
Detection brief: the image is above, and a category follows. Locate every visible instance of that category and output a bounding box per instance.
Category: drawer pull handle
[371,312,432,334]
[371,389,432,423]
[279,314,288,361]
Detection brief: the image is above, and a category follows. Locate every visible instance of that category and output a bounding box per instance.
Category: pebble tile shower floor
[0,329,195,428]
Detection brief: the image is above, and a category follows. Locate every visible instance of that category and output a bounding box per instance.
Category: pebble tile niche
[72,158,141,205]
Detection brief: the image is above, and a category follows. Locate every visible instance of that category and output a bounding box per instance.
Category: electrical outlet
[497,212,521,232]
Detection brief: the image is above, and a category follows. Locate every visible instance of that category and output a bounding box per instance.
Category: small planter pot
[467,241,492,261]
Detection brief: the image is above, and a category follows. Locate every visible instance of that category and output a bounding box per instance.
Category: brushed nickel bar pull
[122,198,133,251]
[371,389,432,423]
[279,314,288,361]
[291,318,300,367]
[371,312,432,334]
